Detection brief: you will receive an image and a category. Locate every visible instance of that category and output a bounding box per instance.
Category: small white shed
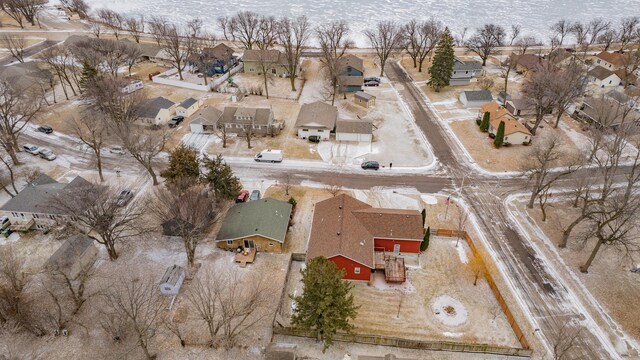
[121,80,144,94]
[335,120,373,142]
[159,265,187,295]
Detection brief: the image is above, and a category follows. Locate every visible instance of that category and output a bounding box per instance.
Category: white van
[254,149,283,163]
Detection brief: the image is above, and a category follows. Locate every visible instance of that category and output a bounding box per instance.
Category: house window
[465,71,468,74]
[318,130,324,133]
[271,68,277,74]
[49,215,55,220]
[235,124,242,128]
[71,216,78,221]
[33,214,39,219]
[268,243,274,247]
[302,129,308,132]
[597,59,601,63]
[11,212,17,217]
[249,68,254,72]
[354,267,361,274]
[226,240,233,246]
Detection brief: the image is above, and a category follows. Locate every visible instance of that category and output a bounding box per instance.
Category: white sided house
[594,51,627,71]
[176,97,201,117]
[294,101,338,140]
[0,175,91,231]
[335,120,373,142]
[121,80,143,94]
[138,97,176,126]
[46,235,99,279]
[159,265,187,295]
[588,67,622,88]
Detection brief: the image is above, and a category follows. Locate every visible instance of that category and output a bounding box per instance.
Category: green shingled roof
[216,198,292,243]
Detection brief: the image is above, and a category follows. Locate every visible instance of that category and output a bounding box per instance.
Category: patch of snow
[456,243,469,264]
[371,272,415,293]
[420,194,438,205]
[442,332,464,337]
[431,295,468,327]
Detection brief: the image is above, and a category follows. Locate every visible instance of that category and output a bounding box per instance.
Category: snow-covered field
[83,0,634,46]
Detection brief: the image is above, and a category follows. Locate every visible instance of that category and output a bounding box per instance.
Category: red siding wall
[328,255,371,281]
[374,238,421,253]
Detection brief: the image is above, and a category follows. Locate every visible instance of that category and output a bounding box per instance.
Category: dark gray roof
[336,120,373,135]
[454,57,483,71]
[191,106,223,126]
[216,198,292,243]
[588,66,615,81]
[355,91,375,101]
[179,98,198,109]
[139,97,175,118]
[219,106,273,126]
[31,174,57,186]
[462,90,492,101]
[338,54,364,73]
[295,101,338,129]
[46,235,95,272]
[0,176,91,214]
[606,90,632,104]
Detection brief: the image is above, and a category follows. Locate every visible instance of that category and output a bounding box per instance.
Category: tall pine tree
[480,111,491,132]
[163,144,200,183]
[291,257,359,352]
[428,27,455,92]
[494,121,506,147]
[201,154,242,200]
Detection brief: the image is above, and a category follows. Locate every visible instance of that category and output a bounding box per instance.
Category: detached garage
[335,120,373,142]
[459,90,493,108]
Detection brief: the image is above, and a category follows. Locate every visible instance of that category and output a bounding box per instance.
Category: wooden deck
[234,248,256,267]
[374,250,406,283]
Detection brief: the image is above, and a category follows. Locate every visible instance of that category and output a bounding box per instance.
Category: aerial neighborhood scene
[1,0,640,359]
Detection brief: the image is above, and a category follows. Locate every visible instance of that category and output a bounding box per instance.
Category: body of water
[84,0,637,46]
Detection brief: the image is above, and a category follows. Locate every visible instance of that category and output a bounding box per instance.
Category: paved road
[386,61,613,359]
[0,40,59,66]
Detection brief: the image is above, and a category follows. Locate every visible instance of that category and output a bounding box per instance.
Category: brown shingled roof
[595,51,627,66]
[307,194,423,268]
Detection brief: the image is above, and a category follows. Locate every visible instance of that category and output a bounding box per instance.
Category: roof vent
[339,206,342,209]
[337,232,340,236]
[359,241,364,246]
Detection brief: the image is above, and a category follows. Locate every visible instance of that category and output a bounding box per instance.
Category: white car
[23,144,40,155]
[110,146,125,155]
[38,148,57,161]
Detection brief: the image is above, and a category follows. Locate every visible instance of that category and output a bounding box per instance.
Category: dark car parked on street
[37,125,53,134]
[361,160,380,170]
[116,190,134,207]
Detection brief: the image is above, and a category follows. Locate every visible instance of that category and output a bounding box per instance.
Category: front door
[393,244,401,254]
[244,239,255,249]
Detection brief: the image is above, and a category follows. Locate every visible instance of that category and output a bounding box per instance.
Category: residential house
[588,67,622,87]
[307,194,424,282]
[0,175,91,231]
[294,101,338,140]
[121,79,143,94]
[138,97,176,126]
[192,43,238,75]
[46,235,98,279]
[215,198,292,253]
[614,69,637,87]
[594,51,627,71]
[482,102,532,145]
[606,89,639,111]
[176,97,201,117]
[338,54,364,92]
[459,90,493,108]
[189,106,223,134]
[579,96,640,128]
[451,57,483,85]
[242,49,292,77]
[506,98,537,117]
[0,61,52,93]
[354,91,376,108]
[545,48,575,65]
[510,53,546,74]
[218,106,282,136]
[159,265,186,295]
[335,120,373,142]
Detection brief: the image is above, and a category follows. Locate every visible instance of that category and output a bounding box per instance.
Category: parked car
[37,125,53,134]
[23,144,40,155]
[250,190,261,201]
[364,80,380,87]
[308,135,321,143]
[236,189,250,203]
[110,146,125,155]
[168,115,185,128]
[364,76,380,83]
[1,228,13,238]
[361,160,380,170]
[38,148,57,161]
[116,189,134,207]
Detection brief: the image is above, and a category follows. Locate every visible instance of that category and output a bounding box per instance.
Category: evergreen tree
[421,227,430,251]
[162,144,200,183]
[428,27,455,92]
[79,61,98,92]
[291,257,359,352]
[479,111,491,132]
[494,121,505,148]
[421,209,426,226]
[201,154,242,200]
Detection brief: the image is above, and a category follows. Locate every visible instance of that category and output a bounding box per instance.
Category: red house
[306,194,424,282]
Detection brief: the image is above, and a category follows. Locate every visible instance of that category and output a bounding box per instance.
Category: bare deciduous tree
[59,0,89,19]
[550,19,572,47]
[316,20,353,106]
[618,16,640,51]
[125,15,145,43]
[96,8,124,40]
[71,112,108,182]
[550,61,586,128]
[48,183,149,261]
[0,34,26,63]
[226,11,261,49]
[466,24,505,66]
[521,62,558,135]
[278,15,310,91]
[101,278,163,359]
[0,154,18,197]
[152,180,218,268]
[515,36,540,55]
[365,20,403,76]
[38,46,79,99]
[548,319,583,360]
[0,81,43,164]
[186,269,273,349]
[509,24,521,45]
[402,18,441,72]
[155,23,193,80]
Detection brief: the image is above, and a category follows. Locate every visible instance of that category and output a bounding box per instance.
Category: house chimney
[337,232,340,236]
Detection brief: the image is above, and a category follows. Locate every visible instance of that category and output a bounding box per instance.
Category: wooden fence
[273,326,533,357]
[433,229,531,351]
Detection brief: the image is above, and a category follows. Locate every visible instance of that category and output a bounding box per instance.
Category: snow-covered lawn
[218,72,304,100]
